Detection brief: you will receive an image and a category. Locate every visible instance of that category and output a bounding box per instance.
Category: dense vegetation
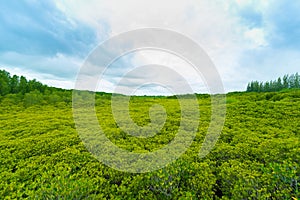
[0,70,49,95]
[247,73,300,92]
[0,70,299,199]
[0,70,72,107]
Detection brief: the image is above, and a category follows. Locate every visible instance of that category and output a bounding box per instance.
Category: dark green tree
[247,73,300,92]
[10,75,19,94]
[19,76,28,94]
[283,75,289,89]
[0,70,11,95]
[294,73,299,88]
[277,77,283,90]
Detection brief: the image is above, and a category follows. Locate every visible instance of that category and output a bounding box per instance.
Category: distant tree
[28,79,45,93]
[246,73,300,92]
[270,80,275,92]
[259,82,263,92]
[19,76,28,94]
[10,75,19,93]
[283,75,289,89]
[0,70,10,95]
[294,73,299,88]
[0,69,75,106]
[253,81,260,92]
[277,77,283,90]
[0,69,51,96]
[289,74,295,88]
[246,83,251,92]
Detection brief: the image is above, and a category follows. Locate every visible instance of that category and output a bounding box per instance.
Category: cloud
[57,0,250,93]
[1,0,299,94]
[0,0,97,57]
[0,0,100,89]
[234,0,300,84]
[0,52,81,78]
[95,49,209,94]
[0,52,81,88]
[244,28,267,47]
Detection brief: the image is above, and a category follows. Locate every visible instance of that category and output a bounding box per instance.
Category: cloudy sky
[0,0,299,94]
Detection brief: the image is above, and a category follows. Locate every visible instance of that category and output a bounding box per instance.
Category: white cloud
[55,0,261,92]
[51,0,299,94]
[0,52,81,89]
[244,28,267,47]
[96,50,202,94]
[1,0,298,95]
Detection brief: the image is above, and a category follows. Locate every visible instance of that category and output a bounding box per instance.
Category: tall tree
[294,73,299,88]
[277,77,283,90]
[283,75,289,89]
[10,75,19,94]
[0,70,11,95]
[19,76,28,94]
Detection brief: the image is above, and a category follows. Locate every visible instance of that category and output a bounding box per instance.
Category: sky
[0,0,299,94]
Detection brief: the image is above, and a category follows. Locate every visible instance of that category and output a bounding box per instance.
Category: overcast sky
[0,0,299,94]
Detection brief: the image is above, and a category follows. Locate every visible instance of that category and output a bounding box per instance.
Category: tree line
[2,69,300,98]
[0,69,49,95]
[246,73,300,92]
[0,69,74,106]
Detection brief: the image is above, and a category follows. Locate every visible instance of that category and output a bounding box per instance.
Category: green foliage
[0,70,11,95]
[24,90,44,107]
[0,72,299,199]
[247,73,300,92]
[0,69,48,95]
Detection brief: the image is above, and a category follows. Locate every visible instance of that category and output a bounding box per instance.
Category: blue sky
[0,0,299,94]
